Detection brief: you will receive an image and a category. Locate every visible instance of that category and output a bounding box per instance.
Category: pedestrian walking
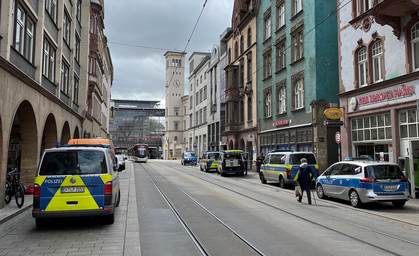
[296,158,314,204]
[256,153,265,173]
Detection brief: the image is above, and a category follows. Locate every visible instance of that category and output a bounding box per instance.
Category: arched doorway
[61,122,71,145]
[8,100,38,186]
[229,140,233,150]
[73,126,80,139]
[239,138,245,151]
[41,114,58,155]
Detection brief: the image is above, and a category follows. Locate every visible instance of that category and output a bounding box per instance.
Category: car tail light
[33,184,41,198]
[104,181,112,195]
[286,169,291,175]
[360,178,376,183]
[316,168,319,177]
[401,177,408,182]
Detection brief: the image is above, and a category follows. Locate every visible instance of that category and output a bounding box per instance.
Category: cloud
[105,0,233,105]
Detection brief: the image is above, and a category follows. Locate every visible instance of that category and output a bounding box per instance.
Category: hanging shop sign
[324,108,343,120]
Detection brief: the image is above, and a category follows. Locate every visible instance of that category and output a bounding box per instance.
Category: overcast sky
[104,0,234,107]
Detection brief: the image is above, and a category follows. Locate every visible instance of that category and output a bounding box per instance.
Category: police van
[199,151,220,172]
[32,144,123,228]
[260,151,318,188]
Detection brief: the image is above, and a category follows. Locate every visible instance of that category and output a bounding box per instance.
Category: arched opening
[8,100,38,187]
[41,114,57,155]
[228,140,233,150]
[239,138,245,151]
[73,126,80,139]
[61,122,71,145]
[234,140,238,150]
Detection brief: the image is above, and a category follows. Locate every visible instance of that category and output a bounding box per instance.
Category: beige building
[0,0,112,207]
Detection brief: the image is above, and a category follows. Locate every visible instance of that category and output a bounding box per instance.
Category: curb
[0,203,32,225]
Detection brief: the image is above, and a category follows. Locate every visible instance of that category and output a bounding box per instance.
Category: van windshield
[184,152,195,157]
[208,153,220,160]
[39,151,107,175]
[289,154,317,165]
[365,165,405,179]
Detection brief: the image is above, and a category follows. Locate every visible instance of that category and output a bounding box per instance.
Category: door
[409,140,419,198]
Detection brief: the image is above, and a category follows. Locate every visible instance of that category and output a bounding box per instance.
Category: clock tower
[163,51,186,160]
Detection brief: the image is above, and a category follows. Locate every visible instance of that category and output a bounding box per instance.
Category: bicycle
[4,168,25,208]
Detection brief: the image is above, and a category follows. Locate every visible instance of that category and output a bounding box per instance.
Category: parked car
[260,151,318,188]
[181,151,197,165]
[200,151,220,172]
[316,159,409,208]
[216,150,246,176]
[32,144,123,228]
[116,154,125,171]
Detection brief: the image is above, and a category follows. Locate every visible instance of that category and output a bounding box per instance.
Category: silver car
[316,159,409,208]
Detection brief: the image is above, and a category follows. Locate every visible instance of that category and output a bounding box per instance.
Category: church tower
[163,51,186,160]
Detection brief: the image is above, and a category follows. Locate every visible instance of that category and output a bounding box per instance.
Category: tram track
[145,161,419,256]
[137,162,265,256]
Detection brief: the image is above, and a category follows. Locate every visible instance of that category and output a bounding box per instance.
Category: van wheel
[35,218,48,229]
[349,190,362,208]
[103,213,115,224]
[279,176,285,188]
[260,173,267,184]
[115,190,121,207]
[316,184,326,199]
[392,201,406,208]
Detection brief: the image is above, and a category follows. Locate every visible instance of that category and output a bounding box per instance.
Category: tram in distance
[127,144,148,163]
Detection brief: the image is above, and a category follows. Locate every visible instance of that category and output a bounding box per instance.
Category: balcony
[225,123,240,133]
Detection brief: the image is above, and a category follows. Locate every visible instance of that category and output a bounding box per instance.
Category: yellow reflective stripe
[34,176,46,185]
[45,176,99,212]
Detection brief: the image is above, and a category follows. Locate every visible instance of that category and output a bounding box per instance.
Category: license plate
[61,187,85,193]
[383,185,398,191]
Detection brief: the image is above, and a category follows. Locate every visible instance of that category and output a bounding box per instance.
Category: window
[190,96,193,109]
[247,57,252,82]
[235,41,238,59]
[277,2,285,29]
[240,100,244,123]
[372,40,383,83]
[63,10,71,44]
[399,109,418,139]
[43,37,56,82]
[189,114,193,128]
[90,15,96,34]
[293,78,304,110]
[240,59,244,86]
[89,52,96,75]
[265,92,272,118]
[291,28,304,62]
[264,12,272,40]
[73,76,79,105]
[352,113,391,141]
[248,96,252,120]
[240,36,244,53]
[12,2,35,63]
[358,47,368,86]
[61,60,70,95]
[412,22,419,71]
[292,0,303,16]
[263,49,272,79]
[278,84,286,115]
[76,0,82,23]
[203,107,207,123]
[247,28,252,48]
[276,40,286,71]
[174,122,179,131]
[174,107,179,116]
[45,0,57,23]
[75,34,81,63]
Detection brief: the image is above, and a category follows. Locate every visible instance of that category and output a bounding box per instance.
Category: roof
[334,160,398,167]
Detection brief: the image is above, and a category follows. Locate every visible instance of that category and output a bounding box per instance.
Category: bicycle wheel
[14,183,25,208]
[4,181,12,204]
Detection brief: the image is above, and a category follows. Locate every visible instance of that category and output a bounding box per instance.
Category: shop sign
[348,81,418,112]
[324,108,343,120]
[273,120,289,127]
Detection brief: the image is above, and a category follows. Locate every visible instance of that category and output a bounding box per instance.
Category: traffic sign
[335,132,341,144]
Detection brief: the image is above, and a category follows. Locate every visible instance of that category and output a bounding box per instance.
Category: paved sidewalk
[0,163,141,255]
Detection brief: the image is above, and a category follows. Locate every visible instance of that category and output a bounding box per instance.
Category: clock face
[173,80,180,87]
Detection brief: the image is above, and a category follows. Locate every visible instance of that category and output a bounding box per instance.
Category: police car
[199,151,220,172]
[181,151,197,165]
[32,144,123,228]
[316,158,409,208]
[260,151,318,188]
[216,150,246,176]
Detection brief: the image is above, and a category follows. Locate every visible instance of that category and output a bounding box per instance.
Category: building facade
[224,0,259,169]
[164,51,186,160]
[109,100,165,158]
[0,0,112,207]
[257,0,339,171]
[188,52,210,158]
[338,0,419,197]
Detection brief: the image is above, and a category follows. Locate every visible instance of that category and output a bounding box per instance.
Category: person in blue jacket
[297,158,314,204]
